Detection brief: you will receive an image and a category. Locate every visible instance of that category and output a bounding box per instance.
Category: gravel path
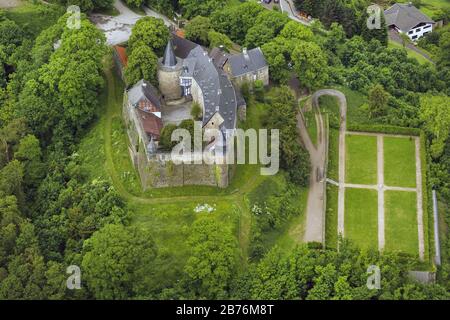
[298,89,346,244]
[377,135,385,251]
[92,0,175,45]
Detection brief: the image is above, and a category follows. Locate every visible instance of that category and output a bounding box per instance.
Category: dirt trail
[297,89,346,244]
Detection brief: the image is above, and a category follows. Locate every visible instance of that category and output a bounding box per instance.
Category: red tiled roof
[114,46,128,67]
[137,109,163,140]
[175,29,185,38]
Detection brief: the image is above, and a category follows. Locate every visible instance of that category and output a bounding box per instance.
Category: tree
[0,160,24,202]
[183,217,238,299]
[179,0,226,19]
[261,41,290,84]
[185,16,212,46]
[279,21,314,42]
[210,2,264,44]
[419,94,450,158]
[124,45,158,86]
[399,32,411,48]
[292,42,329,90]
[191,102,203,120]
[128,17,170,56]
[245,24,276,49]
[82,224,158,299]
[265,87,310,185]
[361,8,388,47]
[208,31,233,51]
[253,80,265,102]
[159,124,178,150]
[368,84,389,119]
[125,0,144,7]
[14,135,45,191]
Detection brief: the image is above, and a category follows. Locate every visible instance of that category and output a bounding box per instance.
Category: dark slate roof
[385,3,434,32]
[209,47,229,69]
[181,45,237,131]
[127,80,161,110]
[228,47,267,77]
[171,34,198,59]
[162,40,177,67]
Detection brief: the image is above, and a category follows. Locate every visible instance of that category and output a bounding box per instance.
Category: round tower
[158,40,183,101]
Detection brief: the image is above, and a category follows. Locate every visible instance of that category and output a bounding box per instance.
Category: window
[423,25,431,29]
[416,28,421,32]
[412,35,418,40]
[408,30,413,35]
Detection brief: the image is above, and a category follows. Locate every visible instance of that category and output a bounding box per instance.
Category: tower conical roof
[162,40,177,67]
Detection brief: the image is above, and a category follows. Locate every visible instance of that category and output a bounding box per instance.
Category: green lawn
[385,191,419,256]
[5,2,64,37]
[332,86,370,126]
[388,40,431,65]
[384,137,417,188]
[344,188,378,250]
[304,110,318,147]
[327,129,339,181]
[130,198,241,282]
[325,185,339,249]
[397,0,450,18]
[346,134,378,185]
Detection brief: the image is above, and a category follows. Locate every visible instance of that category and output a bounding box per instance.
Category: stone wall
[158,59,183,100]
[233,66,269,88]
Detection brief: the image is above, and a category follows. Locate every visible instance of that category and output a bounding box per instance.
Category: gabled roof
[180,45,237,131]
[171,33,198,59]
[385,3,434,32]
[127,80,161,110]
[136,109,163,139]
[209,47,229,69]
[228,47,268,77]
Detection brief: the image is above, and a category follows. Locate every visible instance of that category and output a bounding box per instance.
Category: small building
[385,3,434,41]
[225,47,269,87]
[124,79,163,152]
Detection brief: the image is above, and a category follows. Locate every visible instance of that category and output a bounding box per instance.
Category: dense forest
[0,0,449,299]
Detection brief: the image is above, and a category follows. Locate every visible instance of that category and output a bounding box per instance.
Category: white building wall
[404,23,433,41]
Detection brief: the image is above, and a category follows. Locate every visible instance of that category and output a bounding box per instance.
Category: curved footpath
[298,89,347,244]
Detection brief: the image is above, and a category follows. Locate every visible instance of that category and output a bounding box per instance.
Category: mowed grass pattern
[344,188,378,250]
[384,137,417,188]
[346,135,378,185]
[385,191,419,256]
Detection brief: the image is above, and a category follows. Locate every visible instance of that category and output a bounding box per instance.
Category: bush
[254,80,265,102]
[159,124,178,150]
[347,124,421,136]
[190,102,202,120]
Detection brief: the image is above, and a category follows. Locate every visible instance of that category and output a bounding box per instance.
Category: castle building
[122,33,269,189]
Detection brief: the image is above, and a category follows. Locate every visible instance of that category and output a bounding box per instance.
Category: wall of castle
[124,91,232,189]
[232,66,270,88]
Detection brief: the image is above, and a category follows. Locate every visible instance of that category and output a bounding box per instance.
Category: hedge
[347,124,421,136]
